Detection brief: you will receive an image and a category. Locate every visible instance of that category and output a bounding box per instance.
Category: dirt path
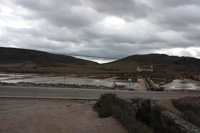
[184,78,200,85]
[136,78,147,91]
[0,98,127,133]
[157,99,181,115]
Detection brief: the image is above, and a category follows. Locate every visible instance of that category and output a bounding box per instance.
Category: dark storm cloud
[4,26,76,43]
[183,29,200,42]
[152,0,200,7]
[1,0,200,59]
[14,0,103,28]
[72,43,135,58]
[74,41,170,59]
[87,0,150,19]
[151,5,200,31]
[103,33,163,44]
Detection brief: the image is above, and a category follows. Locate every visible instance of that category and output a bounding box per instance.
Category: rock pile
[127,98,151,113]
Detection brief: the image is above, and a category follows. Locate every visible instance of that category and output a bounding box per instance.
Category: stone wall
[161,110,200,133]
[129,98,200,133]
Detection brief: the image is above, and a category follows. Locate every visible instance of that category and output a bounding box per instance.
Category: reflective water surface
[0,73,138,89]
[161,79,200,90]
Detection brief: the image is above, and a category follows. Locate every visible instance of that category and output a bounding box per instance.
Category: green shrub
[136,99,151,125]
[150,105,179,133]
[172,100,200,114]
[93,93,153,133]
[181,110,200,127]
[172,100,200,127]
[131,99,180,133]
[150,105,168,133]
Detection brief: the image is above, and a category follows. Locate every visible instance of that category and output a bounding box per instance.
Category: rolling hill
[0,47,200,74]
[104,54,200,73]
[0,47,98,67]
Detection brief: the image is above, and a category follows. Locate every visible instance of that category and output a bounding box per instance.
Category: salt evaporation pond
[161,79,200,90]
[0,74,138,89]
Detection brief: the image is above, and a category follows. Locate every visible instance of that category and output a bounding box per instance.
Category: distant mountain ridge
[109,54,200,72]
[0,47,200,73]
[0,47,97,66]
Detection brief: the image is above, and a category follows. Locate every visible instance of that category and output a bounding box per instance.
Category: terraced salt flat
[161,79,200,90]
[0,73,138,89]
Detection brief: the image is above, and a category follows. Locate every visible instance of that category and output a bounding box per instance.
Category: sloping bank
[93,94,200,133]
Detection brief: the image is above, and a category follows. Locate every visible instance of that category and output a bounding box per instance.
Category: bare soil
[136,78,147,91]
[0,98,127,133]
[174,96,200,108]
[184,78,200,85]
[157,99,181,115]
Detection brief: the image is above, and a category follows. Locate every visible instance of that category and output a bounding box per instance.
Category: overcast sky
[0,0,200,59]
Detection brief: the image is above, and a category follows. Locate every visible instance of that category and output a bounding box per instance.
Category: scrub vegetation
[172,97,200,127]
[94,93,187,133]
[93,93,153,133]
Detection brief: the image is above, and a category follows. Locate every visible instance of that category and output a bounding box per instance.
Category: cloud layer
[0,0,200,59]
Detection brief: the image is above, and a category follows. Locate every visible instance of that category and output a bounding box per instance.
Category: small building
[137,65,153,72]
